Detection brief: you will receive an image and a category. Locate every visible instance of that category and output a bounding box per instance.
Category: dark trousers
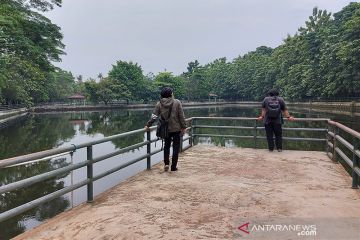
[265,123,282,150]
[164,131,181,168]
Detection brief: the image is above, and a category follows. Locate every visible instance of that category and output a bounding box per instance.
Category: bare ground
[15,145,360,240]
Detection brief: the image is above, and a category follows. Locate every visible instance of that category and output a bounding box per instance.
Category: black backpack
[156,102,173,139]
[266,97,281,118]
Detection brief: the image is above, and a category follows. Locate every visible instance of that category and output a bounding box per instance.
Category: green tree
[84,80,99,103]
[97,78,131,105]
[47,69,76,101]
[154,72,186,98]
[108,60,145,101]
[0,0,64,105]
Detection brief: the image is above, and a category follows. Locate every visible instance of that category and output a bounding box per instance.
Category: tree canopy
[0,0,68,105]
[1,2,360,105]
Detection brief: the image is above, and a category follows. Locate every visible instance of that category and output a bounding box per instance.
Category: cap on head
[160,87,173,98]
[268,89,279,97]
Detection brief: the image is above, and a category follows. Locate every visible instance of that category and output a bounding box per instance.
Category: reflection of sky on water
[1,105,360,239]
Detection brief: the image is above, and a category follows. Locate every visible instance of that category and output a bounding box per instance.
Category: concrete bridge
[14,145,360,240]
[1,117,360,239]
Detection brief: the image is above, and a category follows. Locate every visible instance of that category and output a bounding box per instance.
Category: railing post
[352,139,359,189]
[146,130,151,170]
[189,121,193,147]
[192,118,196,146]
[326,122,330,155]
[332,125,338,162]
[87,146,93,203]
[254,120,258,149]
[180,135,184,152]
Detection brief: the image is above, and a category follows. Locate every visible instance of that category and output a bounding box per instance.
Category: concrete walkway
[16,145,360,240]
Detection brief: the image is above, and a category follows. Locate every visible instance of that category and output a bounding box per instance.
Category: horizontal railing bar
[327,152,333,159]
[194,125,254,130]
[0,141,159,194]
[194,134,254,139]
[93,149,162,181]
[283,127,327,132]
[334,136,360,159]
[328,120,360,140]
[335,135,354,153]
[92,141,150,164]
[0,127,158,168]
[182,136,191,142]
[93,148,163,182]
[0,145,77,169]
[5,152,71,168]
[93,153,151,182]
[150,148,163,156]
[328,131,335,138]
[335,147,353,169]
[182,145,192,151]
[355,167,360,177]
[193,117,257,120]
[193,117,329,121]
[75,128,150,149]
[0,160,88,195]
[194,125,326,132]
[0,148,165,223]
[0,178,90,223]
[268,137,326,142]
[0,117,331,168]
[194,134,326,142]
[328,141,334,149]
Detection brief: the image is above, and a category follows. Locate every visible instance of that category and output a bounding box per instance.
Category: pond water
[0,104,359,239]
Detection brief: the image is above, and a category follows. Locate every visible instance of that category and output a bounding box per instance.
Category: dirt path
[15,145,360,240]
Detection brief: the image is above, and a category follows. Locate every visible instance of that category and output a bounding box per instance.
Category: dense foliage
[83,3,360,103]
[1,2,359,105]
[181,4,360,101]
[0,0,70,105]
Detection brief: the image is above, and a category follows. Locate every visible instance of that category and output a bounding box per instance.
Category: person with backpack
[257,89,294,152]
[145,87,186,171]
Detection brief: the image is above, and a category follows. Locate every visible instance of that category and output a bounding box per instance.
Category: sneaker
[171,167,178,171]
[269,149,274,152]
[277,149,282,152]
[164,165,169,171]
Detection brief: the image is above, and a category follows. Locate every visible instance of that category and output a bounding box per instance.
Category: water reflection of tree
[0,114,76,159]
[85,110,151,149]
[0,158,70,239]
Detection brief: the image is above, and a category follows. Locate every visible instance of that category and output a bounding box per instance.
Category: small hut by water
[208,93,218,102]
[67,94,86,106]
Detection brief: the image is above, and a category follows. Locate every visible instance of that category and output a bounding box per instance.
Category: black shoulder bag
[156,102,173,139]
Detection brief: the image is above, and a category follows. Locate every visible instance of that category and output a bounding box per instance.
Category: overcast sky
[45,0,355,79]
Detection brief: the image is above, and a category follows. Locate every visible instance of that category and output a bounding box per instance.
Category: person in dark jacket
[257,89,294,152]
[145,87,186,171]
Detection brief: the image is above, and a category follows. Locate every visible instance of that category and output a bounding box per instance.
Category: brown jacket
[146,97,186,132]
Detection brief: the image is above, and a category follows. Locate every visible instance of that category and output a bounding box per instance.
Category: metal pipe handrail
[193,117,330,122]
[0,140,159,194]
[193,134,326,142]
[1,116,358,225]
[191,117,358,189]
[0,127,154,168]
[328,120,360,139]
[0,132,193,223]
[194,125,327,132]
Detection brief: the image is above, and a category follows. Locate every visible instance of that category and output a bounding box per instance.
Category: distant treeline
[1,1,359,106]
